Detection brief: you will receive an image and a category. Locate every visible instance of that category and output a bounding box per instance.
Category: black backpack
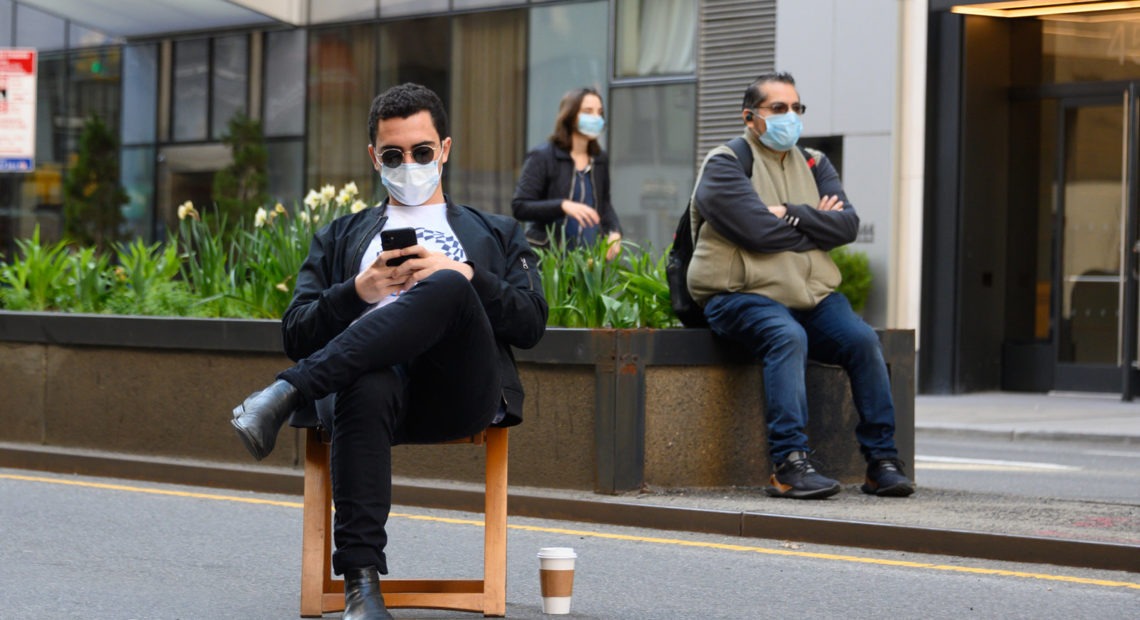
[666,139,818,327]
[666,137,753,327]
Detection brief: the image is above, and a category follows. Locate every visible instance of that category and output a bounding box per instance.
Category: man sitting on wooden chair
[230,83,548,620]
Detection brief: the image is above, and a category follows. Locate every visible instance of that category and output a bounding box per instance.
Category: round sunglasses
[377,144,440,169]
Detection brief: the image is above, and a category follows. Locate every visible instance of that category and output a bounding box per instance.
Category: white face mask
[380,160,442,206]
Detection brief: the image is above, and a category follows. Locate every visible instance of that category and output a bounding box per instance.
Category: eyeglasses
[755,102,807,115]
[377,144,440,169]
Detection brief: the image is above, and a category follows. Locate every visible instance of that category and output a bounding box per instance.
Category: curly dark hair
[367,83,449,145]
[742,72,796,111]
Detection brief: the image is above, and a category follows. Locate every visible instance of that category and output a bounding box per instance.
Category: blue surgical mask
[577,113,605,139]
[757,111,802,152]
[380,160,442,206]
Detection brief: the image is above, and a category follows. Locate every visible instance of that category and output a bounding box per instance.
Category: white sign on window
[0,48,38,172]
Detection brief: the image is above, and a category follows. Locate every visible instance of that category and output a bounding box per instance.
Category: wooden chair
[300,426,509,617]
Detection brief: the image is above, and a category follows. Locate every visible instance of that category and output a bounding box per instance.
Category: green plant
[536,232,677,329]
[830,246,872,314]
[176,210,240,317]
[212,113,269,231]
[66,247,113,313]
[107,238,187,315]
[231,184,361,318]
[619,242,677,328]
[63,114,129,251]
[0,226,72,311]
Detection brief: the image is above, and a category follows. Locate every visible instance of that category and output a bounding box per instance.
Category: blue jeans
[704,292,899,464]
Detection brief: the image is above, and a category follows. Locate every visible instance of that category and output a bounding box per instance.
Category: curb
[916,426,1140,445]
[2,442,1137,574]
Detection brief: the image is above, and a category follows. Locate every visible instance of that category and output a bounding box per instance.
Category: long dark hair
[549,87,603,156]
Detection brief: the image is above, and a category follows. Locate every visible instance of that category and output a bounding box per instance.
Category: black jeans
[279,270,502,574]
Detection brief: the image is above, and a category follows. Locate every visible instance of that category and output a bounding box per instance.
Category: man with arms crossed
[687,73,914,500]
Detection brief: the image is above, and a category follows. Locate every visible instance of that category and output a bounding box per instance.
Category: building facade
[2,0,924,341]
[925,1,1140,399]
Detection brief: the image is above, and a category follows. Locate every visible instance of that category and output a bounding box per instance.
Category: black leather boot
[230,379,302,461]
[343,567,394,620]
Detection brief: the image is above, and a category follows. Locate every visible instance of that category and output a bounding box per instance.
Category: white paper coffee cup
[537,547,577,614]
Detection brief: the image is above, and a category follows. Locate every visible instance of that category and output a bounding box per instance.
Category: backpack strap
[727,136,753,178]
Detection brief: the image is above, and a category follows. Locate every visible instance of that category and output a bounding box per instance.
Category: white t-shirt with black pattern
[358,202,467,314]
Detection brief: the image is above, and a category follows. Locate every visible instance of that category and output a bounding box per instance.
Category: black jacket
[511,141,622,246]
[283,196,548,430]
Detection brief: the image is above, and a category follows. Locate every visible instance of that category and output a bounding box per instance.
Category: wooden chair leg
[483,426,508,617]
[300,428,331,617]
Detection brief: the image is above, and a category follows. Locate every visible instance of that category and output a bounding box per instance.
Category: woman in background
[512,87,622,260]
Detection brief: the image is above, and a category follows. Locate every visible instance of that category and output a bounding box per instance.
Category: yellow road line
[4,472,1138,591]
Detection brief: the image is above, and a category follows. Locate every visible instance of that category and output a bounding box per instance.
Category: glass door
[1053,93,1135,394]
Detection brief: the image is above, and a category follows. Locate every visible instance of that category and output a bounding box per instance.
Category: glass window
[379,0,448,18]
[36,55,66,165]
[526,1,608,150]
[372,16,449,203]
[212,35,249,140]
[1038,13,1140,84]
[267,139,305,206]
[307,24,376,198]
[172,39,209,142]
[608,83,696,252]
[7,56,66,247]
[614,0,697,78]
[120,146,155,240]
[122,44,158,145]
[15,3,65,51]
[378,17,449,97]
[70,48,122,135]
[264,29,306,137]
[446,10,527,215]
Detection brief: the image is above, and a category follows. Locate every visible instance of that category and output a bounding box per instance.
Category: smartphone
[380,227,418,266]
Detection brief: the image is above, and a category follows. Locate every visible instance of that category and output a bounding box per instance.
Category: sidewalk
[485,390,1140,571]
[915,391,1140,443]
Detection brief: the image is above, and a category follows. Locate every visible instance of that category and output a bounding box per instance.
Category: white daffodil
[350,199,368,213]
[177,201,199,221]
[303,190,321,209]
[254,207,268,228]
[298,210,311,223]
[320,184,336,202]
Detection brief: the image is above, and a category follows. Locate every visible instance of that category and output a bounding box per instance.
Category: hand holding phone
[380,227,417,266]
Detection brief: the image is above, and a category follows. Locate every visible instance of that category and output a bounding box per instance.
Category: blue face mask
[757,111,802,152]
[577,113,605,139]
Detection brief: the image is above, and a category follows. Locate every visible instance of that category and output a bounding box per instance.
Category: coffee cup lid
[537,547,577,559]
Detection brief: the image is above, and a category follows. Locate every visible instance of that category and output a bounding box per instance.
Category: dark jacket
[693,142,857,254]
[511,141,622,246]
[283,196,548,430]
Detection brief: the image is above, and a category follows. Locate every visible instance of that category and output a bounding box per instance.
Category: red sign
[0,48,38,172]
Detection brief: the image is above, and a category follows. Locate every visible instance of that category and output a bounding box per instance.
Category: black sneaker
[765,451,841,499]
[861,458,915,497]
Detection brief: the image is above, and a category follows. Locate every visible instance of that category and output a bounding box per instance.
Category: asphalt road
[915,435,1140,505]
[1,468,1136,620]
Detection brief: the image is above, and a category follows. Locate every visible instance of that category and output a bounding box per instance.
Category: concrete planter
[0,312,914,494]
